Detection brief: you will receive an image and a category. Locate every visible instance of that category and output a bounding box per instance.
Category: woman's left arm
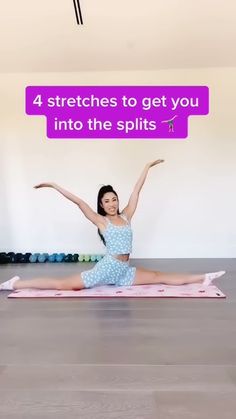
[121,159,164,220]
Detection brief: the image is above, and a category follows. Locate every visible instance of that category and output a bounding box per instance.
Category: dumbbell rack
[0,252,104,264]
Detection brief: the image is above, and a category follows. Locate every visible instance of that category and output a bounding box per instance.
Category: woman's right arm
[34,182,105,227]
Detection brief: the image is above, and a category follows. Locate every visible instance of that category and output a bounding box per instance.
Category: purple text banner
[25,86,209,139]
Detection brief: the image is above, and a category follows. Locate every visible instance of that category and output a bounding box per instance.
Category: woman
[0,159,225,291]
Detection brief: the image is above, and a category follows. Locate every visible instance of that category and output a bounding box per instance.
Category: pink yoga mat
[7,284,226,298]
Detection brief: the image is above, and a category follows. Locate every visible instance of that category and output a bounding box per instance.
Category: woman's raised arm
[121,159,164,220]
[34,182,105,227]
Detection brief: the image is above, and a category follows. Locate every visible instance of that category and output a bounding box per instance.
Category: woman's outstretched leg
[133,267,226,286]
[0,274,85,291]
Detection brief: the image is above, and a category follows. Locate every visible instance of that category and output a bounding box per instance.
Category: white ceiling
[0,0,236,73]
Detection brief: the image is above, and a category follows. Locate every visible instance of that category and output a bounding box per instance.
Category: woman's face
[101,192,119,216]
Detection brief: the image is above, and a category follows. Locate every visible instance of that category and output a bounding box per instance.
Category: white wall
[0,68,235,257]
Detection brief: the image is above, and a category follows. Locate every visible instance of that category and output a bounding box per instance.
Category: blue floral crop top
[102,213,133,254]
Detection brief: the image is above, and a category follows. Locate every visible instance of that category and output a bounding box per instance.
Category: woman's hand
[146,159,165,169]
[34,182,57,189]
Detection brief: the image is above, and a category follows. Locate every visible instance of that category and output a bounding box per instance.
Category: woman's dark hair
[97,185,119,245]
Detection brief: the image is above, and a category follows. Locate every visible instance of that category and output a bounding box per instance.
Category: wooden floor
[0,259,235,418]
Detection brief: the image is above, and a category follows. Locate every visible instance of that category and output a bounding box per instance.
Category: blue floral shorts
[81,254,136,288]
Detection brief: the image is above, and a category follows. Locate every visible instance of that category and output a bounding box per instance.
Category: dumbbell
[6,253,19,263]
[38,253,49,263]
[24,253,32,263]
[55,253,65,263]
[6,252,16,263]
[7,252,15,257]
[64,253,73,262]
[48,253,57,262]
[14,253,32,263]
[72,254,79,262]
[29,253,40,263]
[13,253,21,263]
[0,253,11,264]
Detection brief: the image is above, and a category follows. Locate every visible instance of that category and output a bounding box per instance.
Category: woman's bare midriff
[113,254,130,262]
